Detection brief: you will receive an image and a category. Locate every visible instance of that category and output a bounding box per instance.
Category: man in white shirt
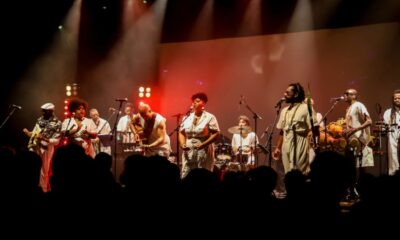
[231,115,259,167]
[343,89,374,167]
[116,103,135,144]
[273,83,319,175]
[383,89,400,175]
[90,108,112,155]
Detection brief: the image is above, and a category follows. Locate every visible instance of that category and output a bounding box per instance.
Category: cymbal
[228,126,251,134]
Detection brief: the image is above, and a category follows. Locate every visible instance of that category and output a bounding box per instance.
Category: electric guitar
[26,124,49,151]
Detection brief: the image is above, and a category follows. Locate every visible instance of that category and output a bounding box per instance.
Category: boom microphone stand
[259,102,283,167]
[169,108,192,168]
[241,98,262,167]
[110,100,125,181]
[319,98,343,147]
[0,105,21,130]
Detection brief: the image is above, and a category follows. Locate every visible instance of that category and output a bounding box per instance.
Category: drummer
[230,115,259,167]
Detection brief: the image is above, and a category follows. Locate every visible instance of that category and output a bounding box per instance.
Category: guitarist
[61,98,97,158]
[129,102,171,157]
[23,103,61,192]
[343,89,374,168]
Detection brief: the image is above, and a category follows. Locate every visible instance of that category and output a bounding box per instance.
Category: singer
[383,89,400,175]
[22,102,61,192]
[179,92,220,178]
[272,83,319,175]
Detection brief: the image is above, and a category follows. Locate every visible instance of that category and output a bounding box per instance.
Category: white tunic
[345,101,374,167]
[383,108,400,175]
[277,103,318,174]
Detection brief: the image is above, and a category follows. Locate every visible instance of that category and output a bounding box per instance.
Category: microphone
[115,98,128,102]
[330,96,345,102]
[260,126,270,139]
[11,104,22,110]
[184,105,194,116]
[274,98,285,108]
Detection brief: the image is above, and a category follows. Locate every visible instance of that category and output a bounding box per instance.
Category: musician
[89,108,112,155]
[129,102,171,157]
[231,115,259,166]
[383,89,400,175]
[343,88,374,167]
[23,103,61,192]
[272,83,319,175]
[61,98,97,158]
[116,103,136,144]
[179,93,220,178]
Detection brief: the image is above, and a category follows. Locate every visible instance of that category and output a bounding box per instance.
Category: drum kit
[214,125,255,172]
[319,118,348,153]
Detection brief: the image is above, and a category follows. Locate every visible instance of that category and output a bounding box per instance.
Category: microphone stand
[98,111,116,134]
[260,103,283,167]
[110,101,125,181]
[0,107,19,130]
[168,109,192,168]
[319,99,342,148]
[242,100,262,167]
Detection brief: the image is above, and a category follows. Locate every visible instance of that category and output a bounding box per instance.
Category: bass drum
[214,143,233,163]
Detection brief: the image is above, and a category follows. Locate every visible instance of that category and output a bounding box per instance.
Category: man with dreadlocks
[273,83,319,175]
[383,89,400,175]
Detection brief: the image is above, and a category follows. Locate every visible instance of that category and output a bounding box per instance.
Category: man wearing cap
[23,103,62,192]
